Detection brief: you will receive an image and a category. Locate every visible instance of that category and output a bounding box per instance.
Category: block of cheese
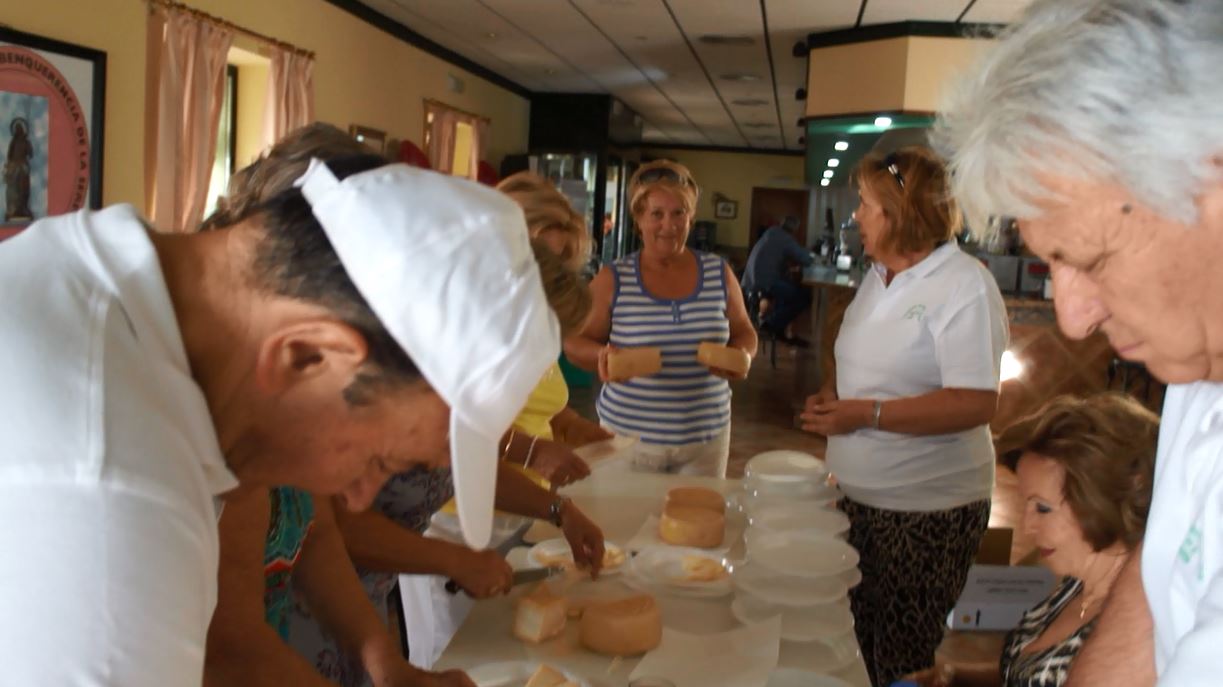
[665,486,726,514]
[513,584,567,643]
[607,347,662,380]
[679,554,729,582]
[697,342,751,377]
[659,504,725,548]
[579,595,663,656]
[525,664,569,687]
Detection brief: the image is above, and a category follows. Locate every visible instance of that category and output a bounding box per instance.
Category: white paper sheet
[630,616,782,687]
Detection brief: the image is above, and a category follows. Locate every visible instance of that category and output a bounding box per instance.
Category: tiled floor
[568,300,1164,671]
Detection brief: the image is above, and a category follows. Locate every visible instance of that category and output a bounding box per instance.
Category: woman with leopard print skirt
[800,147,1009,686]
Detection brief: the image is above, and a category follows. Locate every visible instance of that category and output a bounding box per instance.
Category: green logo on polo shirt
[1178,523,1204,581]
[903,305,926,321]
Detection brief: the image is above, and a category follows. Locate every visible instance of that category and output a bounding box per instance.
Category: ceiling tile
[861,0,970,25]
[960,0,1035,24]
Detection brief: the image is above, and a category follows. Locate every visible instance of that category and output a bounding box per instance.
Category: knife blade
[444,566,566,595]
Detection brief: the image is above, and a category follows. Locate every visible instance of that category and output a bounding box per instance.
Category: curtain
[425,103,460,175]
[148,5,233,232]
[262,49,315,151]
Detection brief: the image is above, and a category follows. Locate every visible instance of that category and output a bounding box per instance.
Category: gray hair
[932,0,1223,237]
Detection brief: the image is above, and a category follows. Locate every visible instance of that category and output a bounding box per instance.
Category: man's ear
[254,320,369,394]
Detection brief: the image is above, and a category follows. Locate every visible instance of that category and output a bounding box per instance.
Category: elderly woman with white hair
[933,0,1223,685]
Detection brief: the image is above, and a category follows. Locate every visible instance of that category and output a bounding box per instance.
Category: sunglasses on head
[635,166,694,187]
[882,153,906,190]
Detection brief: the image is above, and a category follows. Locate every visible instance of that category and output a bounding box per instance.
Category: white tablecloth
[400,471,871,686]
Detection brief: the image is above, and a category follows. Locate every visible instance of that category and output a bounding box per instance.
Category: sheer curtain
[147,4,233,232]
[262,49,315,151]
[425,102,487,180]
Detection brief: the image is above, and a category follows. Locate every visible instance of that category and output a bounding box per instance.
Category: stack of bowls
[731,451,862,671]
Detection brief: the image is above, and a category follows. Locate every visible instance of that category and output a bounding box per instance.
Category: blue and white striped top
[596,251,732,446]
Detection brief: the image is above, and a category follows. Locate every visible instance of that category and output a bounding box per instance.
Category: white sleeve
[929,281,1009,391]
[1158,573,1223,686]
[0,483,216,687]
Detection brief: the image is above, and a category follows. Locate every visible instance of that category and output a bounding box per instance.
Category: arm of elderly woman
[1064,546,1155,687]
[801,387,997,436]
[564,266,615,374]
[550,407,614,447]
[707,263,758,380]
[206,490,472,687]
[903,662,1001,687]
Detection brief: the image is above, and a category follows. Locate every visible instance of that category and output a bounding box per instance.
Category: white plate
[744,451,828,484]
[731,592,855,642]
[748,504,850,538]
[573,435,638,471]
[467,661,592,687]
[748,531,860,578]
[766,668,853,687]
[730,559,848,606]
[742,477,842,503]
[528,538,626,576]
[624,545,733,598]
[780,630,861,674]
[841,566,861,589]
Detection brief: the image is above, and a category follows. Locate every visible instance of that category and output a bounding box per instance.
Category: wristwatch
[548,496,571,527]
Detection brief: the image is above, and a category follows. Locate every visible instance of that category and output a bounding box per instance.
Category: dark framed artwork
[0,27,106,240]
[714,199,738,219]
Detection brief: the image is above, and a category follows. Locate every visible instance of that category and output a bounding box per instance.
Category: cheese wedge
[607,347,662,380]
[696,342,751,377]
[579,595,662,656]
[665,486,726,514]
[659,504,725,548]
[513,584,567,644]
[679,554,728,582]
[525,664,569,687]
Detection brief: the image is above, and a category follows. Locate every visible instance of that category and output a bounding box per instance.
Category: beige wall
[4,0,530,210]
[645,148,807,248]
[805,35,991,118]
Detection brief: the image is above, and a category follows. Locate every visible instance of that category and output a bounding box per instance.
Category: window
[203,65,238,218]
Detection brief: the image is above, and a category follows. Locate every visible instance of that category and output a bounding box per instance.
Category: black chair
[744,288,778,368]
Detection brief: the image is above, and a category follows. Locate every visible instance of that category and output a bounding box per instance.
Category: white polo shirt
[0,205,239,686]
[826,241,1008,512]
[1142,382,1223,685]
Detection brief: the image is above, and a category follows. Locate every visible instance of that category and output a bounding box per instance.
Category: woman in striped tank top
[567,160,757,477]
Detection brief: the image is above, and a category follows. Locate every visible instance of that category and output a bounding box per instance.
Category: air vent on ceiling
[699,34,756,46]
[732,98,770,106]
[720,73,761,82]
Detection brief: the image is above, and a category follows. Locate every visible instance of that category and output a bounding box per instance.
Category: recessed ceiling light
[485,32,498,39]
[699,34,756,46]
[732,98,769,106]
[834,141,849,151]
[820,179,831,187]
[827,158,840,167]
[874,116,893,128]
[823,170,834,179]
[720,73,761,82]
[544,68,557,75]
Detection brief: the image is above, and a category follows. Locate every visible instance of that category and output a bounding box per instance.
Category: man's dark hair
[251,154,421,405]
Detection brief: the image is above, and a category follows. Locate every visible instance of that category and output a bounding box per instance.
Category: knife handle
[444,579,460,595]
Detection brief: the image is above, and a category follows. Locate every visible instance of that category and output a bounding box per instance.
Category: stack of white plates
[736,451,841,513]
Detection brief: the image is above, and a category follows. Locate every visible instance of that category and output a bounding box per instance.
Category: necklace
[1077,555,1126,619]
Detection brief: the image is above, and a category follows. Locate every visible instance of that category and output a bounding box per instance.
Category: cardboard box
[947,564,1056,631]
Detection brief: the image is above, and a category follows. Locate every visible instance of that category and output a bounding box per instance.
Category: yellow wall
[805,36,991,118]
[4,0,530,209]
[645,148,807,248]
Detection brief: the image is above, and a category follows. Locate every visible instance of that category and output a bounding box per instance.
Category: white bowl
[748,503,850,538]
[779,631,861,674]
[467,661,593,687]
[744,451,829,484]
[748,530,860,578]
[731,559,848,606]
[742,477,842,504]
[731,589,854,642]
[623,545,733,598]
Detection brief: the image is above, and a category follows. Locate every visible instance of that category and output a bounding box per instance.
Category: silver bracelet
[524,435,540,469]
[871,400,883,430]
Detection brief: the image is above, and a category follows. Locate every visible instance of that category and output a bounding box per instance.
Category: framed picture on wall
[714,199,738,219]
[349,124,387,155]
[0,27,106,240]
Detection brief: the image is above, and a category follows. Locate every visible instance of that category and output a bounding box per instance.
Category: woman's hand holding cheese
[559,501,606,579]
[697,342,751,381]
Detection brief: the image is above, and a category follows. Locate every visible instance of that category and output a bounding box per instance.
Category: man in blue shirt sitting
[742,216,814,345]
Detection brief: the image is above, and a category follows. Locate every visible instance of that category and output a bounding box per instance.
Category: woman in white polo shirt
[801,146,1009,687]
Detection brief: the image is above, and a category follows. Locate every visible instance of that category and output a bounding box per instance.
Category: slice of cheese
[607,347,662,380]
[513,584,567,644]
[696,342,751,377]
[659,504,725,548]
[665,486,726,514]
[678,554,728,582]
[579,595,662,656]
[525,664,569,687]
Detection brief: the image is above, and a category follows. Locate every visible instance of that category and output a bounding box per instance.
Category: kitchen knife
[444,565,565,595]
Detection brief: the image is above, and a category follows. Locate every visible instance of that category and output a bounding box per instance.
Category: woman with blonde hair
[566,159,757,477]
[800,146,1009,686]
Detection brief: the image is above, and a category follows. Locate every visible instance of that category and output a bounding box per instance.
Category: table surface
[434,471,871,687]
